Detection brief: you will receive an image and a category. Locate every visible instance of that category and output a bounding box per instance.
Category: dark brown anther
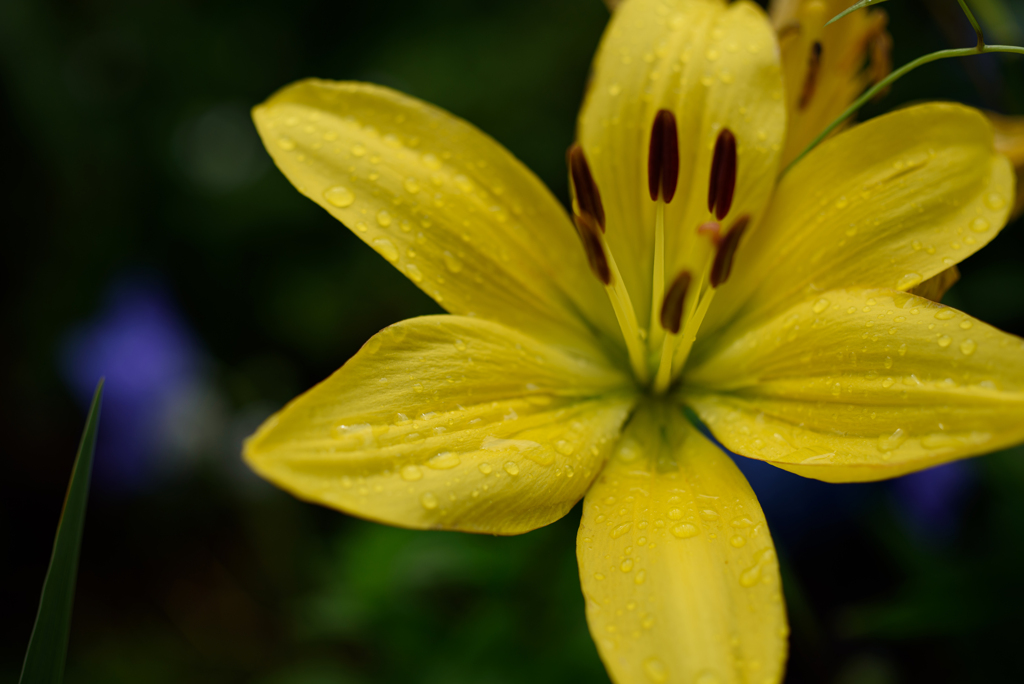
[647,109,679,203]
[710,215,750,287]
[659,270,692,335]
[568,143,605,232]
[707,128,737,221]
[798,41,823,111]
[573,212,611,285]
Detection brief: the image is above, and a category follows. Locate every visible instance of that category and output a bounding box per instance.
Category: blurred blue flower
[60,276,203,491]
[891,460,976,541]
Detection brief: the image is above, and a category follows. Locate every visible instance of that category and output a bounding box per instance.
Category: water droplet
[555,440,574,455]
[428,452,460,469]
[730,535,746,548]
[835,196,849,209]
[351,144,367,157]
[324,185,355,207]
[373,238,399,263]
[882,377,895,388]
[960,320,974,330]
[634,569,646,585]
[503,461,520,476]
[443,251,463,273]
[355,222,368,232]
[985,193,1005,211]
[454,339,467,351]
[667,508,683,520]
[971,217,991,232]
[422,152,441,169]
[898,343,908,356]
[620,559,634,572]
[937,335,952,348]
[610,523,632,539]
[700,509,719,521]
[877,428,907,452]
[671,523,698,539]
[739,564,761,587]
[377,210,392,227]
[960,339,977,355]
[812,298,829,314]
[420,492,439,510]
[643,657,668,683]
[479,463,492,475]
[406,263,423,282]
[400,465,423,481]
[897,273,923,289]
[934,309,956,320]
[276,136,296,150]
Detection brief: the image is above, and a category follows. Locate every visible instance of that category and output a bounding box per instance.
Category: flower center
[568,110,750,395]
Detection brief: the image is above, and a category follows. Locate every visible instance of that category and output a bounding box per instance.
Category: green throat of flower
[569,109,749,397]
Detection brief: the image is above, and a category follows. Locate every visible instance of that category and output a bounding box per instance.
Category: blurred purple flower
[891,460,976,541]
[60,277,202,491]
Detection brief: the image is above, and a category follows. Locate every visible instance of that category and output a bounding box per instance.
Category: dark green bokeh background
[3,0,1023,682]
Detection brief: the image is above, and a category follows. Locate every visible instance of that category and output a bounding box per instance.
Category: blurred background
[3,0,1024,682]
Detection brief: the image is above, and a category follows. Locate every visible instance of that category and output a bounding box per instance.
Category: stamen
[647,109,679,202]
[710,215,750,287]
[574,212,648,384]
[573,212,611,285]
[708,129,737,221]
[798,42,823,111]
[659,271,691,335]
[568,144,605,231]
[652,270,691,393]
[647,109,679,345]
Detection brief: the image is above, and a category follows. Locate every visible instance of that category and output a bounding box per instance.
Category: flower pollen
[710,215,751,287]
[659,270,692,335]
[708,128,737,220]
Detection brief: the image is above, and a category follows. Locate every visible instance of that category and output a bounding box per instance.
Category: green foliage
[19,381,103,684]
[826,0,892,26]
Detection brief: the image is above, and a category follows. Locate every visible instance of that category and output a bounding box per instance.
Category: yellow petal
[252,79,619,355]
[578,0,786,326]
[771,0,891,168]
[685,289,1024,483]
[908,265,959,303]
[245,315,635,534]
[578,402,787,684]
[986,109,1024,219]
[706,103,1014,335]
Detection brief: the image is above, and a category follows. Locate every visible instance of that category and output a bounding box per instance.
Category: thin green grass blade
[19,379,104,684]
[826,0,891,26]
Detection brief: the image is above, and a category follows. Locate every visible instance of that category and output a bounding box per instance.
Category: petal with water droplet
[707,103,1014,336]
[252,80,618,356]
[686,288,1024,482]
[245,315,634,533]
[577,404,786,684]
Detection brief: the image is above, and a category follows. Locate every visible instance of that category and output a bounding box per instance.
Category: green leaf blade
[826,0,891,26]
[19,379,104,684]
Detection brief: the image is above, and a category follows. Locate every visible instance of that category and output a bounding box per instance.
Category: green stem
[779,44,1024,179]
[958,0,985,48]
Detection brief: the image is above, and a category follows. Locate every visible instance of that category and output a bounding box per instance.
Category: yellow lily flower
[244,0,1021,681]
